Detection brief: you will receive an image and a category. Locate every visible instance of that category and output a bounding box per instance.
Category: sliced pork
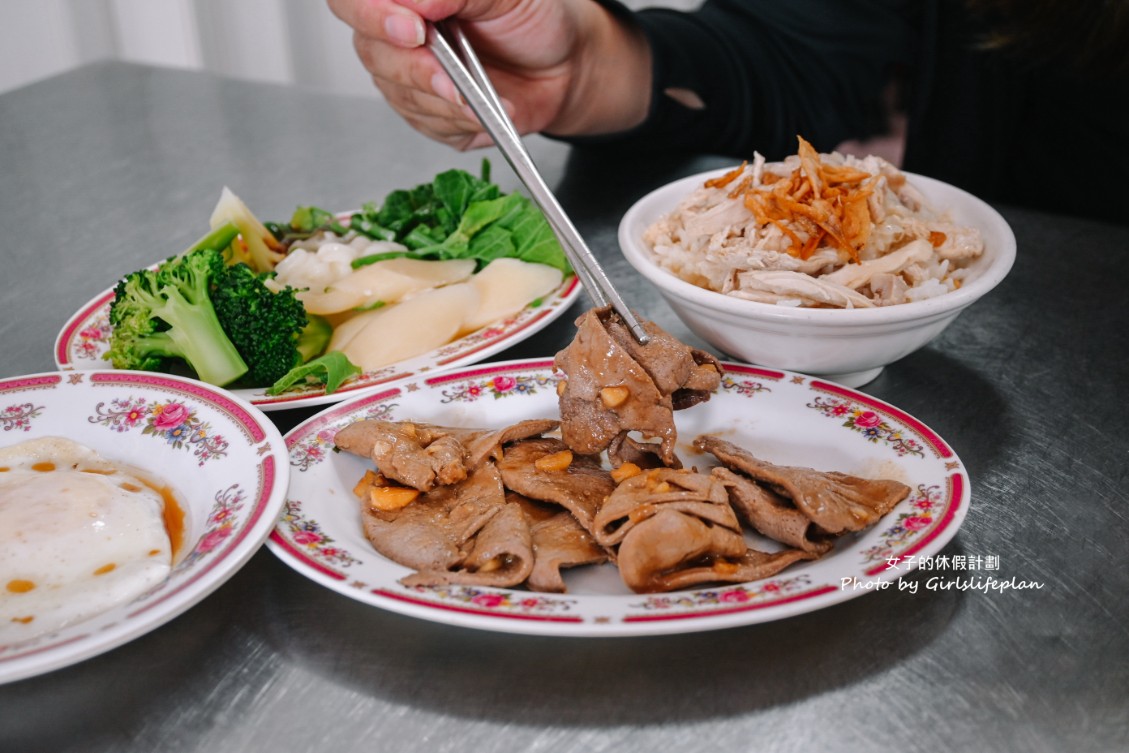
[461,419,562,469]
[553,306,722,468]
[695,435,910,534]
[336,420,466,491]
[616,508,748,593]
[712,467,834,555]
[593,468,738,548]
[335,418,558,491]
[597,468,744,592]
[595,468,815,593]
[606,434,669,470]
[509,492,608,593]
[495,437,616,537]
[336,388,911,594]
[356,462,534,588]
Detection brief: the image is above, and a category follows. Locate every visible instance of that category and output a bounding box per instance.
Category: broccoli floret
[105,248,249,387]
[296,314,332,363]
[211,262,308,385]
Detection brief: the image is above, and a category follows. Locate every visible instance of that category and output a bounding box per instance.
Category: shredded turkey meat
[643,136,985,308]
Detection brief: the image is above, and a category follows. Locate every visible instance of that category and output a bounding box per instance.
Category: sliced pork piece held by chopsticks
[694,435,910,535]
[554,306,722,468]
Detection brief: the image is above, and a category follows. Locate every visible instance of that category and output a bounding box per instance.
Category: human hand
[327,0,651,150]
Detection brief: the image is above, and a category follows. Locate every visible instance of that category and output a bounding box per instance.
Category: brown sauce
[27,462,188,559]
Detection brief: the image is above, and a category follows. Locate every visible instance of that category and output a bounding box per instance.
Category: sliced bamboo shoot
[330,283,480,371]
[300,258,476,315]
[462,258,563,333]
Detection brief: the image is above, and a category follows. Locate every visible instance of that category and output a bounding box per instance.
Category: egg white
[0,436,175,643]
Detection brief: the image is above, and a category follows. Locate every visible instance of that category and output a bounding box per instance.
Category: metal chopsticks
[425,19,650,345]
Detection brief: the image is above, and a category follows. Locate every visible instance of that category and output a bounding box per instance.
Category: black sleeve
[561,0,918,160]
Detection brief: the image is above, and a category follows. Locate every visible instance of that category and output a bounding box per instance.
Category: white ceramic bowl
[619,169,1016,386]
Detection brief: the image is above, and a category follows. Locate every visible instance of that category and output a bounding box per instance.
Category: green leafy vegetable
[350,251,412,268]
[290,205,348,236]
[269,205,348,245]
[182,222,240,257]
[266,351,362,396]
[337,160,572,274]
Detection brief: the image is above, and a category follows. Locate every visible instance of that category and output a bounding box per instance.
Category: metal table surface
[1,62,1126,753]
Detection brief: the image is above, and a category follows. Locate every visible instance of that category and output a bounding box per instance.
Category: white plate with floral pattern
[54,274,580,412]
[267,359,970,637]
[0,371,288,683]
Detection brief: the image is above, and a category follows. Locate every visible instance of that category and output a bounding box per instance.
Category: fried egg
[0,436,184,643]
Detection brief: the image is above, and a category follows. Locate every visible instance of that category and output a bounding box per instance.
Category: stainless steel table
[2,62,1127,753]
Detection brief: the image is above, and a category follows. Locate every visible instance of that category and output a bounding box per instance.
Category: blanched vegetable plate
[54,165,582,411]
[55,274,578,411]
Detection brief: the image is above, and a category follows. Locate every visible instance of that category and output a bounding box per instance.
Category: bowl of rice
[618,141,1016,386]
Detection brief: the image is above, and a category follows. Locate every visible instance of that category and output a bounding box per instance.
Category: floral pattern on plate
[0,371,289,684]
[277,498,362,569]
[267,360,970,638]
[437,368,559,404]
[1,402,45,432]
[807,394,927,457]
[88,396,229,465]
[630,574,816,614]
[288,398,399,472]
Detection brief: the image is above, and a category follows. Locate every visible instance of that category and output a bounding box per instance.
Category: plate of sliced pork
[267,307,969,636]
